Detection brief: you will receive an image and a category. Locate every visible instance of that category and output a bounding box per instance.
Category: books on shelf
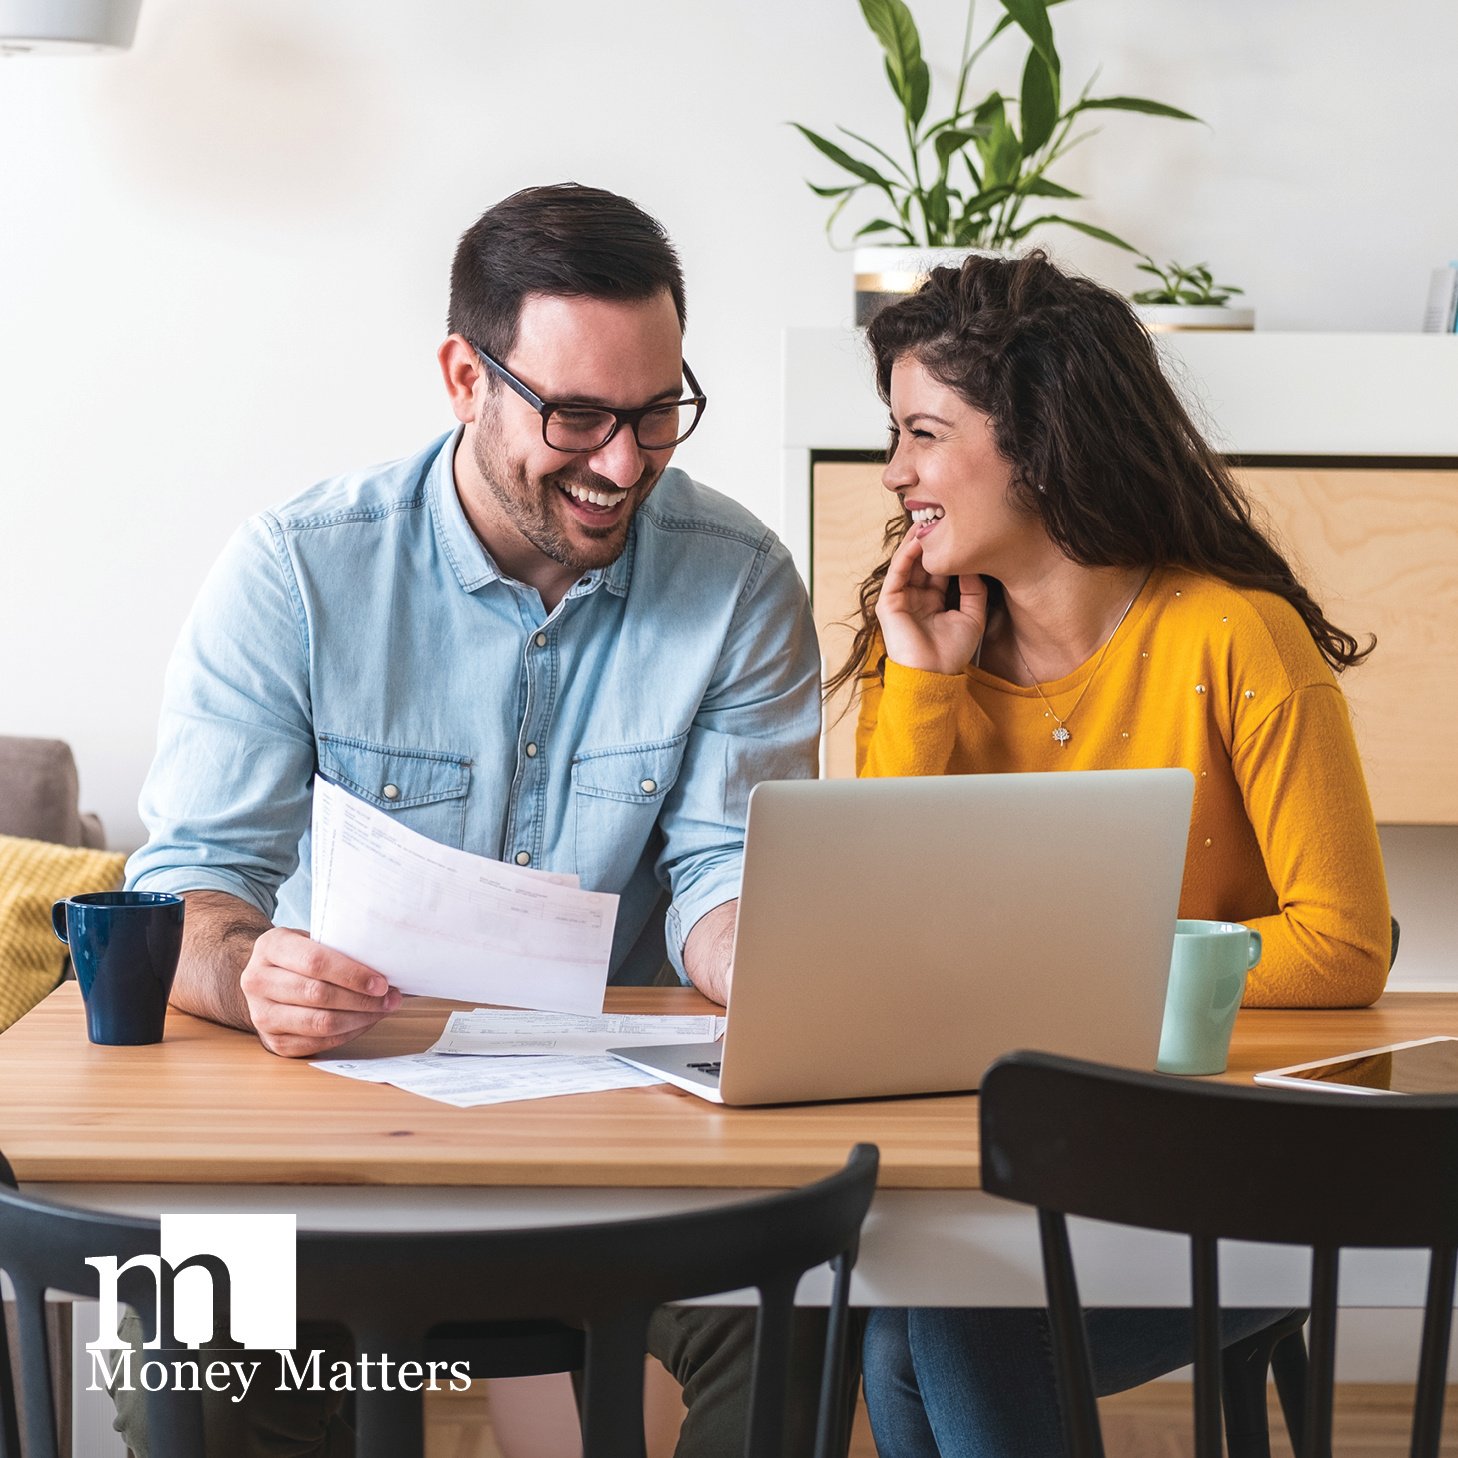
[1422,263,1458,333]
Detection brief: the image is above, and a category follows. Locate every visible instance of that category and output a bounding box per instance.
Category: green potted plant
[793,0,1200,324]
[1130,257,1254,331]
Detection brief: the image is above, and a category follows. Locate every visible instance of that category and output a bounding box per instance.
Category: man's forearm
[170,889,271,1033]
[682,899,738,1006]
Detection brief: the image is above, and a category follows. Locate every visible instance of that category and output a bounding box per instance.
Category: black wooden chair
[0,1143,877,1458]
[980,1050,1457,1458]
[1168,913,1402,1455]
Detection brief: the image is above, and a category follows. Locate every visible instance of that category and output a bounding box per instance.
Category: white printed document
[429,1009,727,1057]
[312,1050,663,1107]
[309,778,619,1014]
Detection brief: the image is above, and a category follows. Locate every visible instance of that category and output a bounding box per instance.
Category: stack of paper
[314,1011,726,1108]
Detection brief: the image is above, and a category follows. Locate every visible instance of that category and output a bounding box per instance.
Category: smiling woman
[830,248,1389,1007]
[835,249,1392,1458]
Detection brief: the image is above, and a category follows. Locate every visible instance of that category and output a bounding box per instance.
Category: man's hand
[240,927,401,1058]
[683,900,737,1007]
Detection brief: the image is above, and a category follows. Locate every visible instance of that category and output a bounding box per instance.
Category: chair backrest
[0,1143,878,1458]
[979,1052,1458,1458]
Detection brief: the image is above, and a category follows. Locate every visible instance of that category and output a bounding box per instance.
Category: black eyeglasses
[470,342,707,453]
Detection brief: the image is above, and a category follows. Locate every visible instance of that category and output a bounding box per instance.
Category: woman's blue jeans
[863,1306,1295,1458]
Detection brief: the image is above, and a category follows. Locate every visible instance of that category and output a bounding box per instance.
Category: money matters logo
[86,1213,470,1401]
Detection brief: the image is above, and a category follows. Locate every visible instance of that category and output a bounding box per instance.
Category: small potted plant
[1130,257,1254,331]
[793,0,1200,324]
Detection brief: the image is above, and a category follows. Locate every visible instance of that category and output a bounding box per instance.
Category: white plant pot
[853,246,1001,327]
[0,0,142,53]
[1132,303,1256,333]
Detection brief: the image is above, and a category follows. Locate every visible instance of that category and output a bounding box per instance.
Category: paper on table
[311,1051,663,1107]
[309,778,619,1015]
[430,1010,727,1057]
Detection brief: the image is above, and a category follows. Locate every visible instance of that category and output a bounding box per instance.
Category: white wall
[3,0,1456,856]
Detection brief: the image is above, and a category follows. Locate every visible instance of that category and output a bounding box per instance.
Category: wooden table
[3,983,1456,1308]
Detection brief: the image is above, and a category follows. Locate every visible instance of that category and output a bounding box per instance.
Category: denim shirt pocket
[571,733,688,881]
[317,733,473,849]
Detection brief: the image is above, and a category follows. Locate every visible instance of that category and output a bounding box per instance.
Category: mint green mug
[1155,919,1262,1076]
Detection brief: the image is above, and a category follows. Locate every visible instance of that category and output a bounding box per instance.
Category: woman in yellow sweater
[845,251,1389,1457]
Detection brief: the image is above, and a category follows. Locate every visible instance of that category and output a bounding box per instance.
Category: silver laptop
[611,769,1194,1105]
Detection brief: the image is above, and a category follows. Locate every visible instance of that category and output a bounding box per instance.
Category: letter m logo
[85,1213,296,1352]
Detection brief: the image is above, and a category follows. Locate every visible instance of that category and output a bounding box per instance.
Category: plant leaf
[907,58,931,127]
[807,181,858,198]
[790,124,897,190]
[954,215,998,247]
[854,217,915,241]
[977,0,1073,56]
[926,178,952,240]
[934,126,988,169]
[838,125,914,184]
[985,115,1023,188]
[1073,95,1202,122]
[859,0,925,107]
[973,94,1021,185]
[960,183,1016,214]
[1019,50,1060,155]
[1021,213,1138,251]
[1020,176,1080,198]
[954,182,1016,242]
[998,0,1060,77]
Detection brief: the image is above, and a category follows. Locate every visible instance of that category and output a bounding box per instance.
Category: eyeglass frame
[468,340,707,453]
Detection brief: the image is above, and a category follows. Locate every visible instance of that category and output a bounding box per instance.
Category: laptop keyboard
[687,1061,722,1076]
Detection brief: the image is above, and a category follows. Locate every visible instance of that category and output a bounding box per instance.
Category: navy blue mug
[51,891,185,1045]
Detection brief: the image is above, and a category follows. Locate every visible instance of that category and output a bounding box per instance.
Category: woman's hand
[875,533,988,675]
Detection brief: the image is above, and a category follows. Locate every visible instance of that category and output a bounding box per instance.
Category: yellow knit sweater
[857,567,1391,1007]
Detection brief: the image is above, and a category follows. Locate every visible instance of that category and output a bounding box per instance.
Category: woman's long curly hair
[825,251,1371,698]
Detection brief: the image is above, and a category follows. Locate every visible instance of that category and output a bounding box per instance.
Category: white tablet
[1254,1036,1458,1096]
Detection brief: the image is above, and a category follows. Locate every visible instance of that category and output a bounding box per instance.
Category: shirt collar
[429,426,637,600]
[429,428,503,594]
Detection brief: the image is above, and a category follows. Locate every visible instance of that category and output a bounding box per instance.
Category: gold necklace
[1013,573,1149,748]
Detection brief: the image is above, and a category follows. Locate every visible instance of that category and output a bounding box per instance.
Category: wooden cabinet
[809,458,1458,822]
[812,459,894,782]
[1238,467,1458,823]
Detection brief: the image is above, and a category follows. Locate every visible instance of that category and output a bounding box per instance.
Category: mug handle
[51,901,70,945]
[1246,928,1262,970]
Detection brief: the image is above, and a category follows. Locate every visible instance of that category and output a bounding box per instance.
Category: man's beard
[473,432,661,574]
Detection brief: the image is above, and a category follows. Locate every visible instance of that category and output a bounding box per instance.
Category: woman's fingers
[882,532,947,605]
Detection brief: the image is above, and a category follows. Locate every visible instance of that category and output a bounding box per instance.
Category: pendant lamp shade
[0,0,142,54]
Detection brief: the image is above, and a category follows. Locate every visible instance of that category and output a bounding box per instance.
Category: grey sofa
[0,735,106,849]
[0,734,103,1457]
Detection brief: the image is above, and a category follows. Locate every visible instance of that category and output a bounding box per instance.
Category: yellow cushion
[0,834,127,1033]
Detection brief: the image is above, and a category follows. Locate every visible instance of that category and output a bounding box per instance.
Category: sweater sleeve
[1232,681,1391,1007]
[856,659,968,777]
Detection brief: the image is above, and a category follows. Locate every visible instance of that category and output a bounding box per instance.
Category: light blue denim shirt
[127,430,821,984]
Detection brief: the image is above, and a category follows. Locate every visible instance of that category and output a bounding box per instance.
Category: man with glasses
[122,184,827,1456]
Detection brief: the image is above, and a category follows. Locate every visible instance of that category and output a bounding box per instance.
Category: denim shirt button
[381,783,400,801]
[534,633,548,648]
[526,743,538,758]
[515,851,531,866]
[640,779,657,794]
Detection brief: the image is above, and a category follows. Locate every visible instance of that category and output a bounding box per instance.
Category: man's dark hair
[447,183,687,362]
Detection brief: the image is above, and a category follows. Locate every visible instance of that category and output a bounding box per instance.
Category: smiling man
[121,185,827,1457]
[129,183,819,1052]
